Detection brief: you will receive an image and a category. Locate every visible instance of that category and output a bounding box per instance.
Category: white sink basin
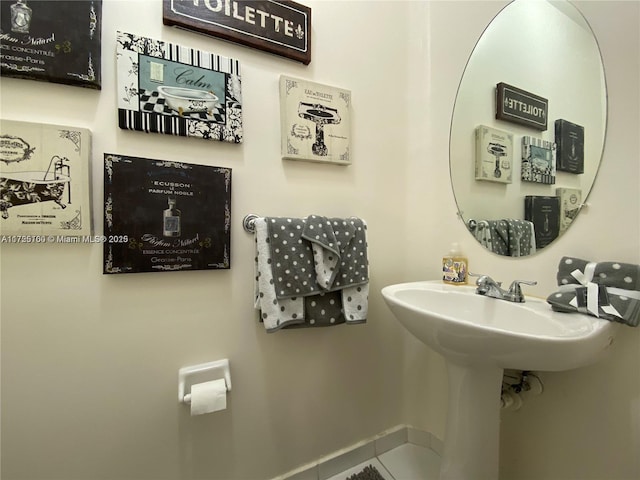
[381,280,618,480]
[381,281,616,371]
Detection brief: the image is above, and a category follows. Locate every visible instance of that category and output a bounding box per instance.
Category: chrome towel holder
[243,214,260,233]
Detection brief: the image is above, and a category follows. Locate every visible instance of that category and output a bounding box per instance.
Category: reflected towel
[473,220,495,252]
[501,219,535,257]
[473,219,535,257]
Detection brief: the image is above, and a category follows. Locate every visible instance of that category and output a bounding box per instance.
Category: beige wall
[1,1,638,479]
[404,1,640,479]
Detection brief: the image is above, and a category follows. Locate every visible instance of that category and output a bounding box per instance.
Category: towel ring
[243,214,260,233]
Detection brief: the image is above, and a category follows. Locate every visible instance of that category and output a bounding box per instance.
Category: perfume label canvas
[103,154,231,274]
[116,31,243,143]
[0,0,102,89]
[555,119,584,174]
[524,195,560,249]
[0,119,93,236]
[280,75,351,165]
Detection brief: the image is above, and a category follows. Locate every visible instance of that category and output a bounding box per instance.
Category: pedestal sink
[381,281,617,480]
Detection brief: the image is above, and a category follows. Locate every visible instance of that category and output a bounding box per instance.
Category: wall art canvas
[103,153,231,274]
[474,125,513,184]
[0,119,92,236]
[524,195,560,249]
[0,0,102,89]
[280,75,351,165]
[555,119,584,174]
[163,0,311,65]
[116,31,243,143]
[556,187,582,233]
[521,135,556,184]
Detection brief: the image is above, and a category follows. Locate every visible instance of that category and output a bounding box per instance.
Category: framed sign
[280,76,351,165]
[163,0,311,65]
[116,31,243,143]
[103,154,231,274]
[496,82,548,131]
[0,119,92,236]
[0,0,102,89]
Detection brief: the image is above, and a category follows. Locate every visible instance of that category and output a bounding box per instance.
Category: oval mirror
[450,0,607,257]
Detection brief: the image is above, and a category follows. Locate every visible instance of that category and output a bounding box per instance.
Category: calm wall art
[116,31,243,143]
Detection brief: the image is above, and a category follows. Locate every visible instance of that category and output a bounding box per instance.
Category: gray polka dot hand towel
[546,256,640,327]
[254,216,369,332]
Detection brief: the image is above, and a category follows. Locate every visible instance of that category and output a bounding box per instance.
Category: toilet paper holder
[178,359,231,404]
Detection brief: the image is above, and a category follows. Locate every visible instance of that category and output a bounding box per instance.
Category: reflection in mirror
[450,0,607,257]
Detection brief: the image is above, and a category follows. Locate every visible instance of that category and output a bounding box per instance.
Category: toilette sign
[496,82,548,131]
[163,0,311,65]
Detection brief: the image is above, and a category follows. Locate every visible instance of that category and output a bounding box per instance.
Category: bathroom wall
[1,1,638,480]
[404,1,640,479]
[0,1,414,478]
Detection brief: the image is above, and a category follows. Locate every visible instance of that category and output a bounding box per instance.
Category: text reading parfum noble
[163,197,181,237]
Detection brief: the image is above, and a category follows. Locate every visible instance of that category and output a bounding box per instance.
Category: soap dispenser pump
[442,242,468,285]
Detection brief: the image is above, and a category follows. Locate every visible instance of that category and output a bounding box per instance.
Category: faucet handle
[507,280,537,302]
[470,273,502,288]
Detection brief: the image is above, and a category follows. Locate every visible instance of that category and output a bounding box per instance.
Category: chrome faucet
[473,275,537,303]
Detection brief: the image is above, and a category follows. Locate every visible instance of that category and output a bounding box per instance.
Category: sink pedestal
[440,362,503,480]
[381,281,618,480]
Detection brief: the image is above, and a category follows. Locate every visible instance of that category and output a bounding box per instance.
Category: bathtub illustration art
[0,119,92,236]
[157,86,219,116]
[0,156,71,219]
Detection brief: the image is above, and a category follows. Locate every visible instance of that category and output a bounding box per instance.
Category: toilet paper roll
[190,379,227,416]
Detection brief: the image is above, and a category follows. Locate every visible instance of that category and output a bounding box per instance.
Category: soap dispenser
[442,243,468,285]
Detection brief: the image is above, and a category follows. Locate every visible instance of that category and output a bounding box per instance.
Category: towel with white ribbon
[546,256,640,327]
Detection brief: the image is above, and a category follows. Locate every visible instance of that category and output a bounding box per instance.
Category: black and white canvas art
[116,31,243,143]
[475,125,513,184]
[0,119,93,236]
[521,136,556,185]
[0,0,102,89]
[280,75,351,165]
[103,153,232,274]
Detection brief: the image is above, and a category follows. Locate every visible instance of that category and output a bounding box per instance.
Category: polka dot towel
[254,216,370,332]
[546,256,640,327]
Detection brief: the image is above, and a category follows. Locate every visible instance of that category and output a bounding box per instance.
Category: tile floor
[279,426,442,480]
[326,443,441,480]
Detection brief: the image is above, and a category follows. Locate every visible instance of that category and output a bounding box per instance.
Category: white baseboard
[275,425,442,480]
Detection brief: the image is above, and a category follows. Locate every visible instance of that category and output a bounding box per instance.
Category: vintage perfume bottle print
[163,197,181,237]
[10,0,32,33]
